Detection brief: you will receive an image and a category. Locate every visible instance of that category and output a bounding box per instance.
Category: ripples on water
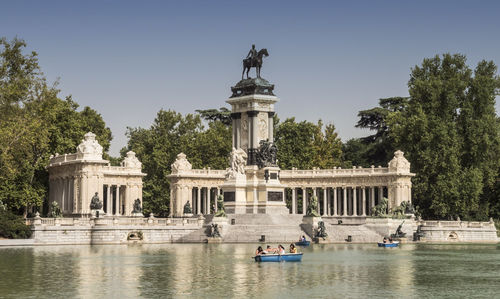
[0,243,499,298]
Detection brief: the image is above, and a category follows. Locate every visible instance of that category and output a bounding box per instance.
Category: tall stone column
[197,187,201,215]
[302,188,306,215]
[353,187,357,216]
[106,185,111,214]
[342,187,347,216]
[268,112,274,142]
[362,187,366,216]
[231,113,241,149]
[322,188,327,216]
[115,185,120,216]
[247,111,259,165]
[291,188,296,214]
[333,187,337,216]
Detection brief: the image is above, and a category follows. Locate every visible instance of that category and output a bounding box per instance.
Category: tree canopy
[388,54,500,220]
[0,37,112,216]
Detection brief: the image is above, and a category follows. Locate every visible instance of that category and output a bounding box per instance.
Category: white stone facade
[47,132,146,217]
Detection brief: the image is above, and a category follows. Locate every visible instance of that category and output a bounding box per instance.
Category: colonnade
[190,187,222,215]
[49,176,76,215]
[285,186,387,216]
[103,184,125,216]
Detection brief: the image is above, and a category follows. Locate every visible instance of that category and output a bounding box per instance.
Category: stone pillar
[362,187,366,216]
[291,188,296,214]
[370,187,375,214]
[333,187,337,216]
[232,113,241,149]
[302,188,306,215]
[322,188,327,216]
[268,112,274,142]
[115,185,120,216]
[106,185,111,214]
[197,187,201,215]
[342,187,347,216]
[353,187,357,216]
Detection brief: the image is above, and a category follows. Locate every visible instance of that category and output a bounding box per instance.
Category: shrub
[0,210,32,239]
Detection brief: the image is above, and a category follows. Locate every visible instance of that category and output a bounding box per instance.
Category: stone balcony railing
[419,220,495,228]
[280,165,408,179]
[27,216,203,227]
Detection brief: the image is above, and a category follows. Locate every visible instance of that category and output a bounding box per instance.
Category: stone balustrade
[27,216,202,227]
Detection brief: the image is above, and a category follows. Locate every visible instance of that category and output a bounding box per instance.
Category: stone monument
[222,46,288,215]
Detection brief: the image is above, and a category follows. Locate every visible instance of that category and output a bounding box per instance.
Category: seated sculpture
[132,199,142,213]
[90,192,102,210]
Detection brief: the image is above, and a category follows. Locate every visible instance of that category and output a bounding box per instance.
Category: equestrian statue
[242,44,269,80]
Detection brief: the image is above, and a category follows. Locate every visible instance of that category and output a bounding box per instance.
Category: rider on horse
[246,44,257,65]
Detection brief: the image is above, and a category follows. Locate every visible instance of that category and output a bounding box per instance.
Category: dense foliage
[123,110,232,216]
[0,208,32,238]
[0,38,112,216]
[388,54,500,220]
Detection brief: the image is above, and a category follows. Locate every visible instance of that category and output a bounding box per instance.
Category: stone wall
[419,220,499,243]
[29,216,204,245]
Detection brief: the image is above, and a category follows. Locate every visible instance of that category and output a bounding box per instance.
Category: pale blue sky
[2,0,499,156]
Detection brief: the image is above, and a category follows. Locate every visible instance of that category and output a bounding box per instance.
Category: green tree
[345,97,409,167]
[0,37,112,216]
[124,109,231,216]
[275,118,343,169]
[389,54,500,220]
[195,107,232,126]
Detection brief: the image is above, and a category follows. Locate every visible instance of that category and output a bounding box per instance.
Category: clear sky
[2,0,500,156]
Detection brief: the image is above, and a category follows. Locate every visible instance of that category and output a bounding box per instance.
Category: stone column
[362,187,366,216]
[353,187,357,216]
[205,187,210,214]
[302,188,306,215]
[342,187,347,216]
[268,112,275,142]
[291,188,296,214]
[115,185,120,216]
[106,185,111,214]
[333,187,337,216]
[197,187,201,215]
[232,113,241,149]
[215,187,220,213]
[322,188,327,216]
[370,187,375,214]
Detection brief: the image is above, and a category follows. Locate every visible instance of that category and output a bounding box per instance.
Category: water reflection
[0,244,499,298]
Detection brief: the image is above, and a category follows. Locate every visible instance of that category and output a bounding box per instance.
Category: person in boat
[383,237,388,243]
[299,235,306,242]
[388,237,393,243]
[255,246,265,255]
[265,245,277,254]
[277,245,285,254]
[289,244,297,253]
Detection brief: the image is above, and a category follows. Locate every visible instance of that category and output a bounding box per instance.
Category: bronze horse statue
[242,48,269,79]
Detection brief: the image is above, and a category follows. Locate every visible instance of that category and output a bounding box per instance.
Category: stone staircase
[322,224,385,243]
[221,214,306,243]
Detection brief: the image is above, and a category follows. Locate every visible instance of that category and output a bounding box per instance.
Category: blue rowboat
[295,240,310,247]
[254,253,303,262]
[378,241,399,248]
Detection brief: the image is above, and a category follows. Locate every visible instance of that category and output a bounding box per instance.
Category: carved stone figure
[306,195,320,217]
[242,46,269,79]
[122,151,142,169]
[214,195,226,217]
[388,150,411,173]
[255,140,277,169]
[316,221,328,239]
[227,148,247,179]
[49,201,62,218]
[183,201,192,214]
[391,220,406,239]
[209,223,221,238]
[171,153,192,174]
[132,198,142,213]
[371,197,388,217]
[90,192,103,210]
[77,132,103,160]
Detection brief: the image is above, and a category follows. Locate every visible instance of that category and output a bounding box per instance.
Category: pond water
[0,243,499,298]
